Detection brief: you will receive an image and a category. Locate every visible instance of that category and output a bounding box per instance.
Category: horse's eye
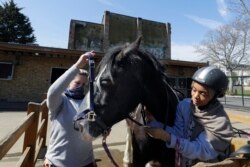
[100,78,111,87]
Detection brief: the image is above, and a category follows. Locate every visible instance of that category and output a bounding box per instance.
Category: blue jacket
[148,98,218,162]
[166,98,218,161]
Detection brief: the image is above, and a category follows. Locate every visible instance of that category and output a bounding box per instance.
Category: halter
[73,53,110,136]
[87,53,118,167]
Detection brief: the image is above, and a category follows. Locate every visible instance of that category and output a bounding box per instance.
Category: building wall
[0,53,77,102]
[0,47,206,102]
[164,65,201,97]
[165,65,199,78]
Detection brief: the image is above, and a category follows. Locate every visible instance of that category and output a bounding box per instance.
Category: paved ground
[0,103,249,167]
[0,109,128,167]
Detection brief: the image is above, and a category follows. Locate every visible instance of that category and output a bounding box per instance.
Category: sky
[6,0,235,62]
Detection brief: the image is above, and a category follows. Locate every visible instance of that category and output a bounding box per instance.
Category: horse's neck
[143,81,174,123]
[139,58,178,123]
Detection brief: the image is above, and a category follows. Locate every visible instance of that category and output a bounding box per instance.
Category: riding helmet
[192,66,228,97]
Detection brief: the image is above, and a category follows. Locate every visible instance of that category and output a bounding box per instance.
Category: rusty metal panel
[141,19,169,59]
[68,20,104,52]
[108,13,137,46]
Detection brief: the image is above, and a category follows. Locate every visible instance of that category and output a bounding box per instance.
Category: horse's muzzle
[73,92,111,139]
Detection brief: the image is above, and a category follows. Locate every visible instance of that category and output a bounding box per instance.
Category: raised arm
[47,51,94,112]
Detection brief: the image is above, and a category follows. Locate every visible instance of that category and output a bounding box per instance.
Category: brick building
[0,43,102,102]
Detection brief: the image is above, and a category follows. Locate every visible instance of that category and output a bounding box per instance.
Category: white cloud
[185,14,223,29]
[97,0,115,6]
[171,43,205,62]
[216,0,228,18]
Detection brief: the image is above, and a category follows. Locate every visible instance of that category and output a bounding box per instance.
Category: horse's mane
[135,49,184,101]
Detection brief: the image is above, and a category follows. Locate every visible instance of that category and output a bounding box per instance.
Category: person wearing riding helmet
[144,66,234,167]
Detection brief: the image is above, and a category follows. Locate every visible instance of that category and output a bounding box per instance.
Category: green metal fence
[219,76,250,107]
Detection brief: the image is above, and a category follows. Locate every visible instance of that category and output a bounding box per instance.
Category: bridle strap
[88,53,110,133]
[127,114,144,126]
[127,104,146,127]
[88,53,95,111]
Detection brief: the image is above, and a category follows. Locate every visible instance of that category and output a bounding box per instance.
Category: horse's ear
[123,36,142,55]
[117,36,142,60]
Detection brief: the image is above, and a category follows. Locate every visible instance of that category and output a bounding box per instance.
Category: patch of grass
[235,89,250,96]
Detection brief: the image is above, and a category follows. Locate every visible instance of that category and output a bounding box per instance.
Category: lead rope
[102,135,119,167]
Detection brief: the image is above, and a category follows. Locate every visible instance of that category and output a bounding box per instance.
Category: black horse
[74,37,180,166]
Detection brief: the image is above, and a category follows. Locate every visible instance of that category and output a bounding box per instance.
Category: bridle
[73,53,110,136]
[73,53,119,167]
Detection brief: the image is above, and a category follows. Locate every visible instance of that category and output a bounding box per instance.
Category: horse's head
[74,36,178,140]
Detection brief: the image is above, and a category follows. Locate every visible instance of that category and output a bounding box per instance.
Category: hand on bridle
[75,51,95,69]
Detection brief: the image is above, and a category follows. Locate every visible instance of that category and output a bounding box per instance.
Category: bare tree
[195,20,250,94]
[228,0,250,18]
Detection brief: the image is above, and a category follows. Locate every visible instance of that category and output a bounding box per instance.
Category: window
[167,77,192,98]
[0,62,14,80]
[50,67,67,84]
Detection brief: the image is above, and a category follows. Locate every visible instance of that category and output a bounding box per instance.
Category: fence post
[40,100,48,148]
[241,76,245,107]
[23,102,40,167]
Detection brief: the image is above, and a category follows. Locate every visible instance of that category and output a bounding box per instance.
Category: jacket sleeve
[167,131,218,161]
[47,65,79,113]
[166,101,186,138]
